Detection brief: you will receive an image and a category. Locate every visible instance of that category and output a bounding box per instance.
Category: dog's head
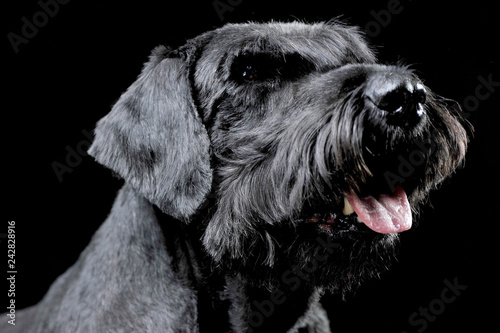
[89,22,469,292]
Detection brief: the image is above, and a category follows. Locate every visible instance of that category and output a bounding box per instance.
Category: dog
[5,21,469,332]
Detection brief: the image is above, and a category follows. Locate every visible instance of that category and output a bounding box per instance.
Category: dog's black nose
[365,72,426,126]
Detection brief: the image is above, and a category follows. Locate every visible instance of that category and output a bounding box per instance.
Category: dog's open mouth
[304,186,412,234]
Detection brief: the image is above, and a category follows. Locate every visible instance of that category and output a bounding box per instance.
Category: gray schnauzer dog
[7,21,468,332]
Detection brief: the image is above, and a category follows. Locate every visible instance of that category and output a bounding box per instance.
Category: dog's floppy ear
[88,45,212,221]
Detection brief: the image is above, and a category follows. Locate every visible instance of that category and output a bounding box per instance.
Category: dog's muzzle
[345,72,424,233]
[304,66,431,235]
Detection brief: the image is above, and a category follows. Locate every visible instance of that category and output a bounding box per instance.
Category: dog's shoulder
[16,185,199,332]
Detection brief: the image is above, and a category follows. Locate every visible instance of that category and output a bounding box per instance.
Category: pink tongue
[346,186,412,234]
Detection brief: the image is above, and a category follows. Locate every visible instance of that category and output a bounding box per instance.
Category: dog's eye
[242,64,262,81]
[231,53,314,84]
[232,54,280,83]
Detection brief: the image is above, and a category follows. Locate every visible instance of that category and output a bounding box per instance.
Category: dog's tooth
[343,198,355,215]
[356,216,363,223]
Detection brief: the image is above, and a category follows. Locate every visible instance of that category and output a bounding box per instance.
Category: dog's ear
[88,45,212,221]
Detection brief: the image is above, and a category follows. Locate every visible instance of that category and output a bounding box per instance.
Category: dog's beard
[215,224,399,296]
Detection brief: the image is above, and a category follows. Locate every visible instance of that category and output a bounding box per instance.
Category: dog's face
[89,22,468,293]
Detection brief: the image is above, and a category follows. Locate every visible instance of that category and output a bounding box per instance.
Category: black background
[4,0,499,332]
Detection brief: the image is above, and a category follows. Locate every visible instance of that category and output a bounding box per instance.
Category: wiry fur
[3,21,469,333]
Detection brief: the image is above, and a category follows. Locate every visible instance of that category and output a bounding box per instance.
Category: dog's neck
[154,204,323,332]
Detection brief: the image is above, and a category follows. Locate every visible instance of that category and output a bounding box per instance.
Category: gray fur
[88,45,212,221]
[3,21,468,332]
